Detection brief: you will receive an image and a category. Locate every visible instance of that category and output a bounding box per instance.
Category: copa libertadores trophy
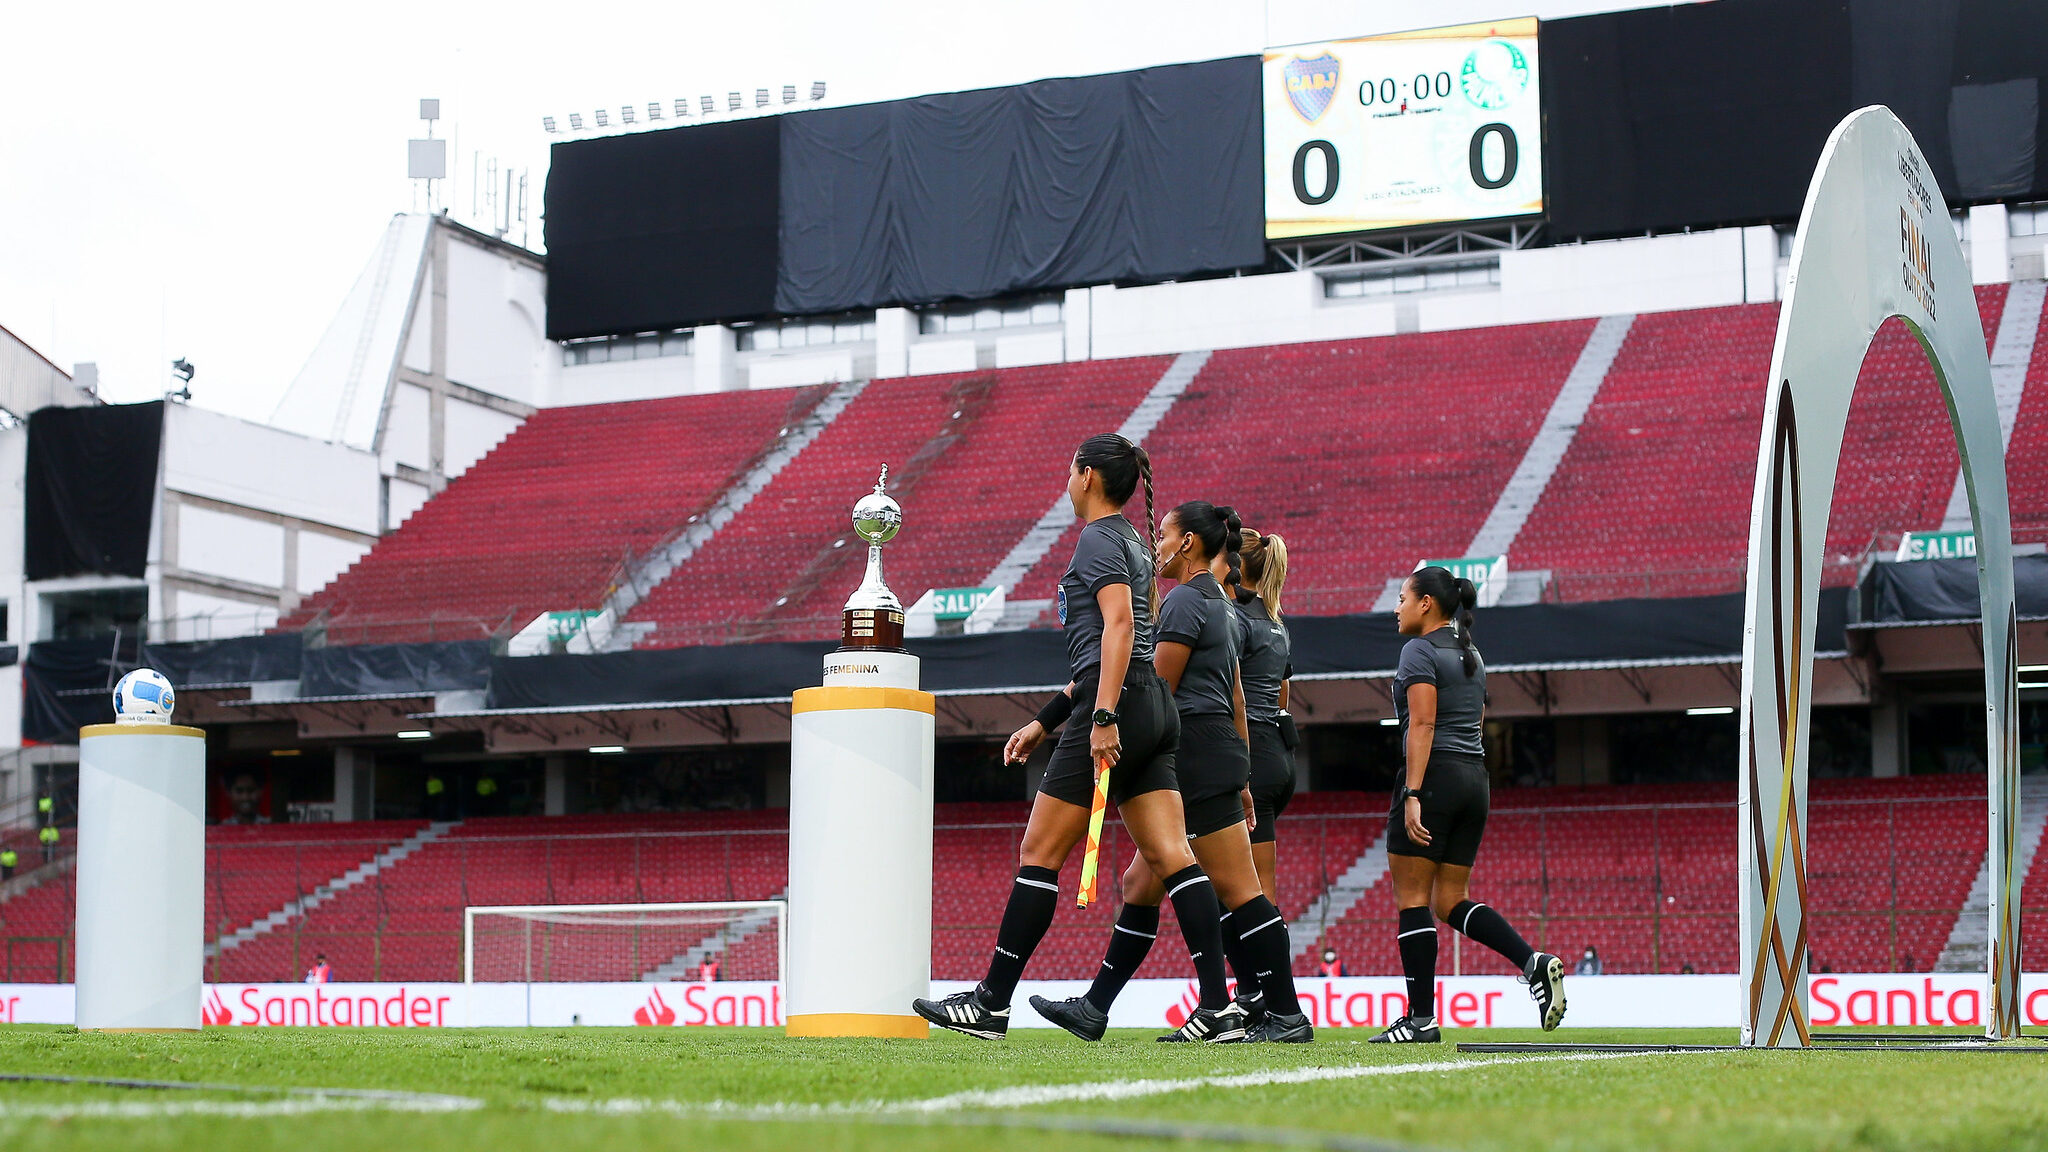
[785,465,936,1038]
[841,465,906,651]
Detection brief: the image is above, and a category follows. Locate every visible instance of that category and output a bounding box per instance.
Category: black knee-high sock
[1397,905,1438,1021]
[1085,902,1160,1011]
[1228,895,1302,1016]
[1448,900,1535,970]
[1218,909,1260,1003]
[1164,865,1231,1010]
[980,865,1060,1008]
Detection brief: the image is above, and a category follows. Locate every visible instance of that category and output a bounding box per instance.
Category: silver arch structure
[1739,106,2021,1047]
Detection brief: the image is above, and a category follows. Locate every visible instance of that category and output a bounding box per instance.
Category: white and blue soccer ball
[113,668,176,724]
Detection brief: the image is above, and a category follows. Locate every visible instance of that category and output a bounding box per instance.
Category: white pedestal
[75,723,206,1031]
[786,653,934,1037]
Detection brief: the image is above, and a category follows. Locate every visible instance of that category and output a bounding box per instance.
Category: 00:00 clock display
[1360,73,1453,105]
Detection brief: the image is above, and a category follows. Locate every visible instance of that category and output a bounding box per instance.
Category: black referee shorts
[1039,670,1179,809]
[1385,753,1489,868]
[1246,720,1295,845]
[1177,713,1250,838]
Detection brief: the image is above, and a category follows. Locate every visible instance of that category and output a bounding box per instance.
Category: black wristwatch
[1092,709,1120,727]
[1396,786,1422,804]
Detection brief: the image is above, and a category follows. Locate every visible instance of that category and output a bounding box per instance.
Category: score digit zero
[1290,123,1519,205]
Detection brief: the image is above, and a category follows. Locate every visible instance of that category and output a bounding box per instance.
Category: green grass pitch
[0,1025,2045,1151]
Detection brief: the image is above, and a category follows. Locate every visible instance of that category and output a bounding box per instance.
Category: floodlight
[419,98,440,121]
[701,95,716,115]
[756,88,769,107]
[621,105,635,124]
[594,109,609,127]
[810,81,826,101]
[674,98,689,117]
[728,91,742,110]
[782,85,797,104]
[589,746,627,754]
[569,113,584,130]
[542,116,558,132]
[1379,717,1399,726]
[647,101,663,120]
[1687,706,1735,716]
[397,730,434,740]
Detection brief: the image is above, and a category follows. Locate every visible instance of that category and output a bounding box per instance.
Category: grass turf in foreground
[0,1025,2042,1151]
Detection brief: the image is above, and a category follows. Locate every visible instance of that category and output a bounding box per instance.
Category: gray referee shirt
[1058,514,1157,681]
[1156,572,1239,718]
[1392,627,1486,758]
[1233,591,1290,724]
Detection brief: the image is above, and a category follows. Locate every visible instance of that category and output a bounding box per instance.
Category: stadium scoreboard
[1264,18,1544,239]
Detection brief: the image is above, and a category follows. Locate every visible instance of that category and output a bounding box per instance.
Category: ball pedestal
[786,650,934,1037]
[74,723,206,1031]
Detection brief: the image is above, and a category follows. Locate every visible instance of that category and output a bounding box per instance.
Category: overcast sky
[0,0,1645,422]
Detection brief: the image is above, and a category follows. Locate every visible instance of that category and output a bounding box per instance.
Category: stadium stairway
[625,355,1177,645]
[1008,320,1602,615]
[1940,279,2045,529]
[1937,773,2048,971]
[279,386,830,644]
[205,821,454,961]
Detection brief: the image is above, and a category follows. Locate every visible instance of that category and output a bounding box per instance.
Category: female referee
[1030,501,1311,1044]
[1369,566,1565,1044]
[1235,529,1297,927]
[913,434,1242,1043]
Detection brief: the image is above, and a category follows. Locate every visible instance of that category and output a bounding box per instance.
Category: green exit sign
[1895,530,1975,562]
[929,587,995,621]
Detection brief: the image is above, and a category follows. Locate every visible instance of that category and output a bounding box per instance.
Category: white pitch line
[0,1095,483,1121]
[545,1050,1663,1118]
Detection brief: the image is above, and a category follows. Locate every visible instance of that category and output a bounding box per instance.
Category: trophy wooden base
[841,607,906,652]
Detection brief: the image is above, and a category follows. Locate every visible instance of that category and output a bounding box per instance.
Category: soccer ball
[113,669,176,724]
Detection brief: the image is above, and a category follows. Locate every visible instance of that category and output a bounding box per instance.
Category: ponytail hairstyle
[1074,433,1158,613]
[1171,501,1241,587]
[1240,529,1288,619]
[1408,565,1479,678]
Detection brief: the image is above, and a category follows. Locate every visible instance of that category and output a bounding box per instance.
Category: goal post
[463,901,787,985]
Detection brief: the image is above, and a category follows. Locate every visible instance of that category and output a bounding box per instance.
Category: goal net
[464,901,785,983]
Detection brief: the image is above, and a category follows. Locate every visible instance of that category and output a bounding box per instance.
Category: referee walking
[1033,501,1310,1043]
[1371,566,1565,1043]
[914,434,1240,1042]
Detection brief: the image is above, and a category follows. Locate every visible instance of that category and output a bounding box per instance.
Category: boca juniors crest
[1283,53,1340,123]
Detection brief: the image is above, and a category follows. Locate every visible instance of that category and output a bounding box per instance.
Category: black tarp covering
[142,633,304,687]
[1544,0,2048,239]
[775,57,1264,316]
[1861,556,2048,622]
[486,593,1841,710]
[544,117,782,339]
[23,639,123,743]
[24,402,162,580]
[489,640,840,710]
[1292,590,1849,674]
[1541,1,1854,239]
[299,640,493,698]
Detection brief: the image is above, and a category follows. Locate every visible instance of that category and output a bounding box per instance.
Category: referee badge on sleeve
[1056,585,1068,626]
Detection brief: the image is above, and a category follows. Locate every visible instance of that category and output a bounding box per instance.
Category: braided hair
[1408,565,1479,678]
[1074,433,1158,615]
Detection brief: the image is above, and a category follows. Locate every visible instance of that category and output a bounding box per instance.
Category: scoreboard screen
[1264,18,1544,239]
